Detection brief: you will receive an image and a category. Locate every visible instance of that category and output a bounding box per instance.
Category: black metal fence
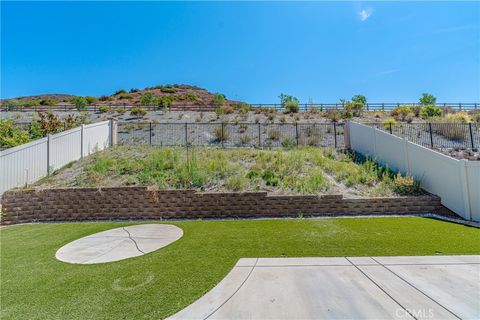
[367,122,480,150]
[118,122,345,149]
[2,102,479,112]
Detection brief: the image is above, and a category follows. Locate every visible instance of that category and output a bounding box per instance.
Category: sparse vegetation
[39,146,424,197]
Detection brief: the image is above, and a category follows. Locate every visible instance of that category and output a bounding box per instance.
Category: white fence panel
[466,162,480,221]
[0,138,48,194]
[350,123,376,156]
[50,127,82,170]
[349,121,479,221]
[406,143,468,217]
[373,129,409,173]
[83,121,110,156]
[1,121,111,195]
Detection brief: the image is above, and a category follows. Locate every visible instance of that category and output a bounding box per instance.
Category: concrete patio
[169,255,480,319]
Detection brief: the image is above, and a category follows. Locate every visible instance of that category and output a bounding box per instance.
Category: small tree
[74,96,88,110]
[351,94,367,106]
[279,93,299,113]
[419,93,436,106]
[140,92,156,106]
[212,93,226,108]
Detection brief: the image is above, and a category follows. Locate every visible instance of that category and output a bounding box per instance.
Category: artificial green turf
[1,217,479,319]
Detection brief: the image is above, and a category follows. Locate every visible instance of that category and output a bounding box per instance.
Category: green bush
[114,89,127,95]
[0,119,31,148]
[160,86,177,94]
[212,94,226,108]
[279,93,299,113]
[419,105,442,119]
[74,97,88,111]
[129,88,140,93]
[158,96,174,109]
[140,93,156,106]
[285,100,299,113]
[391,174,421,195]
[28,120,43,139]
[391,105,412,121]
[344,101,364,117]
[39,98,57,106]
[130,107,147,119]
[382,118,397,130]
[98,105,110,113]
[118,93,133,100]
[261,170,279,186]
[85,96,99,104]
[419,93,436,106]
[5,100,20,111]
[351,94,367,106]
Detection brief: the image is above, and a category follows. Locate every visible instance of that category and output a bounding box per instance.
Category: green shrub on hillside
[140,93,156,106]
[39,98,57,106]
[212,93,226,108]
[391,105,412,121]
[0,118,31,148]
[85,96,99,104]
[130,107,147,119]
[279,93,299,113]
[419,105,442,119]
[114,89,127,95]
[74,97,88,111]
[98,105,110,113]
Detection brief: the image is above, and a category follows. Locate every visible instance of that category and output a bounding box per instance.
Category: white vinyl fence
[347,121,480,222]
[0,121,112,195]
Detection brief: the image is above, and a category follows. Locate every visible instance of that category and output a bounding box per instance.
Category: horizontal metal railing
[2,102,479,112]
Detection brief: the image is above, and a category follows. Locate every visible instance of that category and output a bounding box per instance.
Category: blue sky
[1,1,479,103]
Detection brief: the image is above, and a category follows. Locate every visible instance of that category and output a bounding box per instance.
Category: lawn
[1,217,479,320]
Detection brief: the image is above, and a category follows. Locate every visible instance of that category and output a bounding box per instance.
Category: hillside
[2,84,243,111]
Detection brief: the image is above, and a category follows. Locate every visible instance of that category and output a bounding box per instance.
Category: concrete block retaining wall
[0,187,453,225]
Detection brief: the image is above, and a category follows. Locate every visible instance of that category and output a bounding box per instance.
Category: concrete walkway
[169,255,480,320]
[56,224,182,264]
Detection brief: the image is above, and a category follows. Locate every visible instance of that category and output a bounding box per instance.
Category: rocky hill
[2,84,243,111]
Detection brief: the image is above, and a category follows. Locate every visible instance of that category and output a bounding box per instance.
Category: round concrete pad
[56,224,183,264]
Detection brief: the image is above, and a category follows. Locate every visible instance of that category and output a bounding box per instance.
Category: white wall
[0,121,111,195]
[349,121,480,222]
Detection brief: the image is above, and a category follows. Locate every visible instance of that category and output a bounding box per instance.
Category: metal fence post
[389,122,393,134]
[295,122,299,146]
[47,134,51,176]
[149,122,152,145]
[184,123,188,147]
[428,123,434,148]
[258,123,261,148]
[333,122,337,148]
[221,123,225,148]
[468,123,475,149]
